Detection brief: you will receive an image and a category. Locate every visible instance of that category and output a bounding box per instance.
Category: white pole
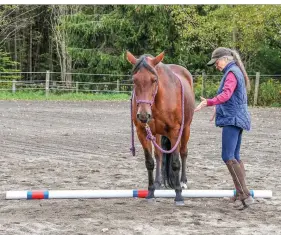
[5,189,272,200]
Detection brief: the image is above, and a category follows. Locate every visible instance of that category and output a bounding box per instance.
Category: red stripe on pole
[31,191,45,199]
[138,190,148,198]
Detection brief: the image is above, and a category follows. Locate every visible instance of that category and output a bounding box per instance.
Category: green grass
[0,91,131,101]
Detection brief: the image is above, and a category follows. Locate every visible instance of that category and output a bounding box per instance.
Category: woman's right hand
[194,97,207,112]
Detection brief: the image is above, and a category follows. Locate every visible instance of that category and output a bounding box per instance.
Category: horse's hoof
[174,201,185,206]
[180,182,187,189]
[146,198,156,203]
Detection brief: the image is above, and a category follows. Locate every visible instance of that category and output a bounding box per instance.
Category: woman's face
[215,58,228,71]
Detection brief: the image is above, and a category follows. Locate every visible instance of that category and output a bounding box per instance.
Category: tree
[64,5,179,81]
[50,5,81,87]
[0,50,20,81]
[170,5,281,75]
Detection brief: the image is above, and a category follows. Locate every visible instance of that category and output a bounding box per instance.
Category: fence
[0,71,281,106]
[0,71,133,95]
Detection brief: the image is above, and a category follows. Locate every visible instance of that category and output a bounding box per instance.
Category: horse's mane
[131,54,158,76]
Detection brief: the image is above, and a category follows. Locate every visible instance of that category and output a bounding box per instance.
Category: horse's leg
[180,126,191,189]
[154,134,162,189]
[136,127,155,201]
[170,133,184,206]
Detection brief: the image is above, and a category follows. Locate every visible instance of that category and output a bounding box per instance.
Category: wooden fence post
[12,80,16,94]
[76,81,79,93]
[117,79,120,92]
[254,72,260,106]
[45,70,50,97]
[201,72,206,97]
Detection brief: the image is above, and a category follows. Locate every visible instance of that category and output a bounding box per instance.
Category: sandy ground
[0,100,280,235]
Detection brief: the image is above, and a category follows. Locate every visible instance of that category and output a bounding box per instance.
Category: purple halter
[133,81,158,107]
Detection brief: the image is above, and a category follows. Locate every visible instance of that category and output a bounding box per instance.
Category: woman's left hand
[194,96,207,112]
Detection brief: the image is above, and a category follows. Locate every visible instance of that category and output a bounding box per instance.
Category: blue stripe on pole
[44,191,49,199]
[133,190,138,198]
[27,191,32,199]
[250,190,254,198]
[234,189,236,196]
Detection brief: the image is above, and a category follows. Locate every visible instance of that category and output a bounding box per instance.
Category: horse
[126,51,195,205]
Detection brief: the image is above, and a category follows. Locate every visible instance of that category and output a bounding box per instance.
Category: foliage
[170,5,281,75]
[193,76,221,100]
[65,5,179,77]
[0,50,20,83]
[195,77,281,107]
[257,79,281,106]
[1,5,281,106]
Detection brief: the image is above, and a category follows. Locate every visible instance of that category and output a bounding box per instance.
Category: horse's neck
[156,68,178,104]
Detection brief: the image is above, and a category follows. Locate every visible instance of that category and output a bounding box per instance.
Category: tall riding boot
[226,159,254,208]
[229,160,246,202]
[238,160,246,177]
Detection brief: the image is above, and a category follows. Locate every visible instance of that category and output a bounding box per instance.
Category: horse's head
[126,51,164,123]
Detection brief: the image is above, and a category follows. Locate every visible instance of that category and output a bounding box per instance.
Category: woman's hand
[194,97,207,112]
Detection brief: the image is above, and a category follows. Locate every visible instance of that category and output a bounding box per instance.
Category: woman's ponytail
[231,49,251,91]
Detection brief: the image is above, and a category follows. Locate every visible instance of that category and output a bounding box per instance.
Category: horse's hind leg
[169,132,184,206]
[154,135,162,189]
[180,126,191,189]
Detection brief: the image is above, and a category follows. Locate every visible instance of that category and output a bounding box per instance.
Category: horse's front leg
[180,126,191,189]
[136,127,155,201]
[154,134,162,189]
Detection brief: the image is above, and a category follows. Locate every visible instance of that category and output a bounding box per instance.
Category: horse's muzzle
[137,113,151,123]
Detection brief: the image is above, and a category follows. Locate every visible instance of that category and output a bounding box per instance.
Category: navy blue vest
[215,61,251,131]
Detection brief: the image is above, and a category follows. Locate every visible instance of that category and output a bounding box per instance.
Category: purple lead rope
[130,92,136,156]
[130,73,184,156]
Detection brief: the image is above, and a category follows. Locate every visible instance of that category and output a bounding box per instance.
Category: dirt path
[0,100,280,235]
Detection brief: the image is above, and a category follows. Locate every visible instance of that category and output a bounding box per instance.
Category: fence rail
[1,71,281,106]
[0,79,133,94]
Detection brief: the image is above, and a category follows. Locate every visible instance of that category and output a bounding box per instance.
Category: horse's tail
[161,136,176,189]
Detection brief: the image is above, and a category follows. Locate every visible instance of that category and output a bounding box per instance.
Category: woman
[195,47,254,209]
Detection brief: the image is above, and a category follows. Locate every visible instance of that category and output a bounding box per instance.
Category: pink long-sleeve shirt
[207,72,237,106]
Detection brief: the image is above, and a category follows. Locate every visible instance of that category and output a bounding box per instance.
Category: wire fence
[0,71,281,106]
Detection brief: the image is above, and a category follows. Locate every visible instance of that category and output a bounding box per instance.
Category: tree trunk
[66,55,72,88]
[232,5,237,49]
[49,34,53,81]
[29,24,32,81]
[14,28,17,70]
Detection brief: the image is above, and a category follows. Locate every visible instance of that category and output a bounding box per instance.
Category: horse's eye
[152,78,157,83]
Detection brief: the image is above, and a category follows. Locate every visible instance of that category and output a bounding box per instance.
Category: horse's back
[166,64,193,91]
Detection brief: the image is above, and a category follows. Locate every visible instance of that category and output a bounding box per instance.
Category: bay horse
[126,51,195,205]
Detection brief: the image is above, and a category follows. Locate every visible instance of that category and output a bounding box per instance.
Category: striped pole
[6,189,272,200]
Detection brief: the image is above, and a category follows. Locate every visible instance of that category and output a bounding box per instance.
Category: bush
[257,78,281,106]
[193,76,220,100]
[0,50,21,89]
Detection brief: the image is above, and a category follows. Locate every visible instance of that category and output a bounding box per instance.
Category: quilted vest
[215,61,251,131]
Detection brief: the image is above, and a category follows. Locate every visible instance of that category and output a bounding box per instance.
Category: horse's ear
[153,51,165,66]
[126,51,137,65]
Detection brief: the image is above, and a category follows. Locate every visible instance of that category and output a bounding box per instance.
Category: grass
[1,91,280,107]
[0,91,131,101]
